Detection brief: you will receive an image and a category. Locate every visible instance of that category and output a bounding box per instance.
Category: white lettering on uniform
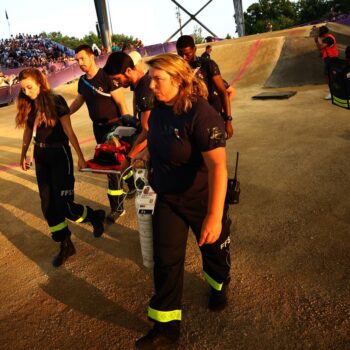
[60,189,74,196]
[220,236,230,250]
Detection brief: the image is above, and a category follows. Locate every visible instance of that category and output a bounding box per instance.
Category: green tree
[296,0,332,24]
[111,33,141,49]
[193,25,205,44]
[333,0,350,12]
[39,31,143,51]
[244,0,298,35]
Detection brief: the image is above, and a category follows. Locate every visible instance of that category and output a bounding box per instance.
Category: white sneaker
[324,93,332,100]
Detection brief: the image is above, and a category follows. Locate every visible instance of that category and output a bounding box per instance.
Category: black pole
[94,0,111,52]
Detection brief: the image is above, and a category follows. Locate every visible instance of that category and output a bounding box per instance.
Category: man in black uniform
[176,35,233,139]
[104,51,154,163]
[69,45,135,223]
[201,45,212,61]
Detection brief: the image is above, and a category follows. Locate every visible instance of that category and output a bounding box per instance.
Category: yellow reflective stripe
[122,169,134,180]
[49,220,68,233]
[148,307,182,322]
[333,96,349,107]
[75,206,87,223]
[107,189,125,196]
[334,100,349,107]
[204,272,223,291]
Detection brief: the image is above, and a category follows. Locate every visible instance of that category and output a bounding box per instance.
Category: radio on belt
[137,186,157,215]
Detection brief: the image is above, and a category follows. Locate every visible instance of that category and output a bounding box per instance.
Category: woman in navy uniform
[16,68,105,267]
[135,54,231,349]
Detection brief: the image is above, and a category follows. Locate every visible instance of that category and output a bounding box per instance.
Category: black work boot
[135,322,180,349]
[90,209,106,237]
[52,236,76,267]
[208,283,229,311]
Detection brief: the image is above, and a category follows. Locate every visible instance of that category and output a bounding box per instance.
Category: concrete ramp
[198,23,350,89]
[201,37,285,88]
[264,37,324,88]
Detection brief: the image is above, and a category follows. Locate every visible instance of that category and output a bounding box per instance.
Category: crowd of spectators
[111,38,144,53]
[0,33,73,69]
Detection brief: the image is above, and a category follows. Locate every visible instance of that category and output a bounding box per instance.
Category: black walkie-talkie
[226,152,240,205]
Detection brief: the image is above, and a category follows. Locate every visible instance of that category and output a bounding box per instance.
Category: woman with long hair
[135,54,231,349]
[16,68,105,267]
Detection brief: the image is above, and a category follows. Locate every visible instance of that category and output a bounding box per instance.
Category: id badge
[137,186,157,215]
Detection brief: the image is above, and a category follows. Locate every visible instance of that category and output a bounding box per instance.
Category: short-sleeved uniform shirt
[27,94,69,144]
[148,97,226,196]
[132,73,154,119]
[190,57,222,112]
[201,52,211,61]
[77,68,121,123]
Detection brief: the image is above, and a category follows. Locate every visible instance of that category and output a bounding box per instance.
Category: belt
[95,117,120,126]
[34,140,68,148]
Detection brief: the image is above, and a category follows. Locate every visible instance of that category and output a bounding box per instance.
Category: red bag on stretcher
[86,140,131,172]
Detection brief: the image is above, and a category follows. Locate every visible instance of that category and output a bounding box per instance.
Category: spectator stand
[0,39,178,106]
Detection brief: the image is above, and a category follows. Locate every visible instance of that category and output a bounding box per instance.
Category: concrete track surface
[1,25,350,349]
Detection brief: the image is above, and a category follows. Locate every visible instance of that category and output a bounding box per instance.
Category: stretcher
[79,126,137,175]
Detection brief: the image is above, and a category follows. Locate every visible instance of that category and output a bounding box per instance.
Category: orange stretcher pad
[80,141,131,175]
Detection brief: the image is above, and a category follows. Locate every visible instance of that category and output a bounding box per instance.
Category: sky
[0,0,256,45]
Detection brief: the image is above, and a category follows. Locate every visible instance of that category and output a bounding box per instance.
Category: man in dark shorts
[176,35,233,139]
[69,45,135,223]
[314,26,339,100]
[104,51,154,165]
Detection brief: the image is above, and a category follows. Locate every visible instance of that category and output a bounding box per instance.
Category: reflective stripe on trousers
[204,271,223,291]
[74,205,87,223]
[49,220,68,233]
[148,306,182,323]
[333,95,350,108]
[107,189,125,196]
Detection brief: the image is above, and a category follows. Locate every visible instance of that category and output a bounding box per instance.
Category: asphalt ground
[0,24,349,349]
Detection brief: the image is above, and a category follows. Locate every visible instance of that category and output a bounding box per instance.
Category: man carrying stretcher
[69,44,136,223]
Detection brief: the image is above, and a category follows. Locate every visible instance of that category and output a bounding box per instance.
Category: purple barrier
[143,43,166,56]
[163,41,177,53]
[1,67,23,76]
[0,41,176,106]
[0,84,20,105]
[141,41,177,57]
[299,13,350,27]
[2,61,77,76]
[0,55,109,105]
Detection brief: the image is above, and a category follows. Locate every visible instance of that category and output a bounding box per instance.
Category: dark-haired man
[314,26,339,100]
[176,35,233,139]
[201,45,212,61]
[104,51,154,165]
[69,44,135,223]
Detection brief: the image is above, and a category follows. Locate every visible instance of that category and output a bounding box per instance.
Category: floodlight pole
[94,0,112,51]
[233,0,245,37]
[166,0,217,42]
